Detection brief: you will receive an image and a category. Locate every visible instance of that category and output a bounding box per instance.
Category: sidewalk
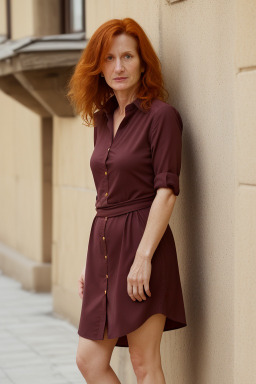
[0,270,85,384]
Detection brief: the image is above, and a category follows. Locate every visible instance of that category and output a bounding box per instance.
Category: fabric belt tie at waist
[95,196,155,217]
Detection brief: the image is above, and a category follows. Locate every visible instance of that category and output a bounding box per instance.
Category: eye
[124,54,132,59]
[105,55,113,61]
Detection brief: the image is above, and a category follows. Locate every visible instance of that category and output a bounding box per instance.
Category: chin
[111,82,137,90]
[112,85,131,92]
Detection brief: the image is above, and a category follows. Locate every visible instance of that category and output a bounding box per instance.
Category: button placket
[100,128,112,295]
[102,217,109,295]
[104,144,111,201]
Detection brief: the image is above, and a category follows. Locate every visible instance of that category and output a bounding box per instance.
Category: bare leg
[76,324,120,383]
[127,313,166,384]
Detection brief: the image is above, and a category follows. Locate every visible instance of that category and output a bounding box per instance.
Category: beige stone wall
[0,0,53,286]
[83,1,236,383]
[52,115,97,323]
[234,1,256,383]
[86,0,160,50]
[0,91,43,263]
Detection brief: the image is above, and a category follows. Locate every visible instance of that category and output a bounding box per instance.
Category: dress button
[105,255,107,259]
[105,192,108,196]
[106,274,108,278]
[107,148,110,151]
[104,290,107,294]
[105,216,108,221]
[102,236,105,240]
[105,171,107,175]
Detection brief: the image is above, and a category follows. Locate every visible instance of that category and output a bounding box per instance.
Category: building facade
[0,0,255,383]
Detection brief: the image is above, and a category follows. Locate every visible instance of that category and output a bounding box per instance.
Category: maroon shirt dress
[77,94,187,347]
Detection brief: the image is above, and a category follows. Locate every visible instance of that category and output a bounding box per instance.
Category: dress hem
[77,312,187,348]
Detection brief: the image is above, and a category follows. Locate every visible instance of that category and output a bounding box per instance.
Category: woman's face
[101,33,144,97]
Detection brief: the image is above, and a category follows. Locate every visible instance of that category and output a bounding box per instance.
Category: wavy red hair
[67,18,168,125]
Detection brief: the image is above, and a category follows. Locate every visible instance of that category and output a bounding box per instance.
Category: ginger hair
[67,18,168,126]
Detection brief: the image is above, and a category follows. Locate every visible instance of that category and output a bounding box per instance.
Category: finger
[78,281,84,294]
[132,285,142,302]
[138,283,147,300]
[144,282,151,297]
[127,281,136,301]
[78,288,83,299]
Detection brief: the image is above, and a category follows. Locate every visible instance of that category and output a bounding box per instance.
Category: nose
[114,58,124,72]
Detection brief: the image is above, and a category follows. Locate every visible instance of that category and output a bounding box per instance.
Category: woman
[67,17,187,384]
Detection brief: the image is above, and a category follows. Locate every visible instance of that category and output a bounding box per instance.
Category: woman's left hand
[127,253,152,302]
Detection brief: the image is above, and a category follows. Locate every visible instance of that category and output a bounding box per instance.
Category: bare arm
[137,188,176,260]
[127,187,177,302]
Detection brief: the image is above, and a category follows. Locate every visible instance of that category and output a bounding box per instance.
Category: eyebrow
[105,50,135,55]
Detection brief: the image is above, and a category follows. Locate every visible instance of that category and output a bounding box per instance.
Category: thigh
[77,324,118,367]
[127,314,166,356]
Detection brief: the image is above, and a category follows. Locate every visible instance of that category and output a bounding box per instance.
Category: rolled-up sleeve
[149,105,183,196]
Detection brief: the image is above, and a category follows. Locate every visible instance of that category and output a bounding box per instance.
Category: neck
[114,90,138,115]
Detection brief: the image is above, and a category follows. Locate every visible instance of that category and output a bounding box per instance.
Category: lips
[114,77,127,80]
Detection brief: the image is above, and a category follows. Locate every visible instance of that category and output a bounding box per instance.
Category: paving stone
[52,364,84,382]
[0,368,7,377]
[0,350,43,368]
[0,378,15,384]
[0,339,31,353]
[0,270,85,384]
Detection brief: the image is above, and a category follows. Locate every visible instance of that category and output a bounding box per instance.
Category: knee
[76,349,91,377]
[76,348,101,381]
[129,346,161,381]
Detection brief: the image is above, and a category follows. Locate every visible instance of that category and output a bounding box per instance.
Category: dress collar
[102,94,146,116]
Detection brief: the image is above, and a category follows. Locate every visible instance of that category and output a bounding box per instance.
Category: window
[0,0,11,42]
[61,0,85,34]
[6,0,11,39]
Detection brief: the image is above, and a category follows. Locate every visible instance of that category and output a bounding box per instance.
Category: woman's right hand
[78,266,85,299]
